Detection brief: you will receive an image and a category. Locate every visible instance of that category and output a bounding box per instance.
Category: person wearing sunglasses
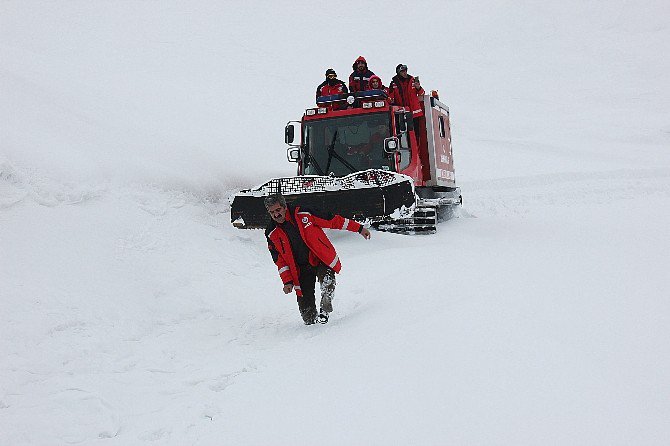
[316,68,348,106]
[389,64,424,118]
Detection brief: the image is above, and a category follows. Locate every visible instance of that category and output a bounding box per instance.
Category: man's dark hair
[264,193,286,210]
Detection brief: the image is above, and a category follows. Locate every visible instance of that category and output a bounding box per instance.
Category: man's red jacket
[265,206,363,297]
[389,75,425,118]
[315,79,348,102]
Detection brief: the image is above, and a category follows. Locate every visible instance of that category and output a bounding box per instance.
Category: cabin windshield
[303,113,393,176]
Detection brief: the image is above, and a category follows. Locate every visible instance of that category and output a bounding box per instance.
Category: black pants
[297,263,336,322]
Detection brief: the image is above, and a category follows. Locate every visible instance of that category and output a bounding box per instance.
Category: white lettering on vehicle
[438,169,455,180]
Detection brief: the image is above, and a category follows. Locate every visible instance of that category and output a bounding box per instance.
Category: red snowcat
[230,87,462,233]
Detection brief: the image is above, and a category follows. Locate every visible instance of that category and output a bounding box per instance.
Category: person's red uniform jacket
[316,79,348,103]
[265,206,363,297]
[389,75,424,117]
[366,75,390,97]
[349,56,375,92]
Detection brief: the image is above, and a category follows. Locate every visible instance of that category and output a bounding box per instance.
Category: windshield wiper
[325,130,357,174]
[304,130,325,175]
[325,130,337,173]
[306,150,325,176]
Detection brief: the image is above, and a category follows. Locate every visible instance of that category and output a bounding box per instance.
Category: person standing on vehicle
[366,74,389,96]
[389,64,424,118]
[390,64,430,178]
[264,194,371,325]
[316,68,348,103]
[349,56,375,92]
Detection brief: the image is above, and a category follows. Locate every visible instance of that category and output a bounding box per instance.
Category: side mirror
[384,137,400,154]
[285,125,295,144]
[286,147,300,162]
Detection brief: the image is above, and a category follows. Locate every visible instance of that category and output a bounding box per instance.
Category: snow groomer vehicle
[230,85,461,233]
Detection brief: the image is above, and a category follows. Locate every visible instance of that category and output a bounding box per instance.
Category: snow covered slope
[1,1,669,444]
[2,163,669,445]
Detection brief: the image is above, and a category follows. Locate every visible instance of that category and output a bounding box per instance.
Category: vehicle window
[398,133,411,171]
[303,113,393,176]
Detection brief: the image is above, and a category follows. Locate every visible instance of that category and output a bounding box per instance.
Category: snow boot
[318,267,335,314]
[300,308,318,325]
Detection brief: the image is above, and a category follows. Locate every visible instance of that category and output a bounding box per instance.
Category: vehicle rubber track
[372,205,439,234]
[371,188,462,234]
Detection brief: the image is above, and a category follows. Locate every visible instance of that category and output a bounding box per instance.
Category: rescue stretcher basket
[230,169,416,229]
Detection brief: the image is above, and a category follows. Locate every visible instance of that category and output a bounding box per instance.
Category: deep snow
[2,1,670,445]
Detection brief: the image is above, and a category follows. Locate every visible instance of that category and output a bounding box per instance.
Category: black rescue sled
[230,169,416,230]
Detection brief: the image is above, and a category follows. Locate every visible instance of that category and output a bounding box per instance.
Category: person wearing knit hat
[315,68,348,106]
[390,63,429,179]
[389,64,424,117]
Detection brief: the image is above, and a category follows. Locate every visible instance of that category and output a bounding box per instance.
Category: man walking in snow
[264,194,371,325]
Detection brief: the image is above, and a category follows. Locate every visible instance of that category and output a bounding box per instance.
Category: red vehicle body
[231,88,461,233]
[291,89,457,190]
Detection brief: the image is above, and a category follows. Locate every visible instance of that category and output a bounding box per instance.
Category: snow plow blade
[230,170,415,229]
